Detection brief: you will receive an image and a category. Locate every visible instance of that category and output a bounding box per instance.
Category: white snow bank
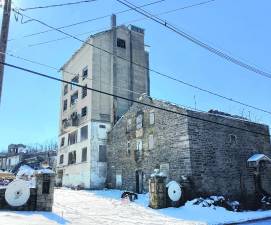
[17,165,35,177]
[91,189,271,225]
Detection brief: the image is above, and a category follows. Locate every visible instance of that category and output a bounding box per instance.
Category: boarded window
[63,99,67,111]
[70,91,78,105]
[82,67,88,80]
[148,134,154,150]
[64,84,68,95]
[136,139,142,153]
[127,118,132,131]
[82,85,87,98]
[81,147,87,162]
[149,112,155,125]
[117,38,126,48]
[68,151,76,165]
[81,106,87,117]
[80,125,88,141]
[60,137,65,147]
[59,154,64,164]
[71,75,79,90]
[136,114,143,129]
[68,131,77,145]
[99,145,107,162]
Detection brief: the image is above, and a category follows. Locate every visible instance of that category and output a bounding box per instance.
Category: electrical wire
[20,0,98,11]
[116,0,271,80]
[8,11,271,116]
[1,60,269,137]
[9,0,165,42]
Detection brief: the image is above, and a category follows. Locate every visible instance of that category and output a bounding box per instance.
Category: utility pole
[0,0,12,104]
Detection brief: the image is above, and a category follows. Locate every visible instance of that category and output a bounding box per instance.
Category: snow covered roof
[247,154,271,163]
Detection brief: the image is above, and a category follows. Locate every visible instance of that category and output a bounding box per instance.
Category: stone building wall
[107,97,193,193]
[107,96,271,203]
[187,110,271,200]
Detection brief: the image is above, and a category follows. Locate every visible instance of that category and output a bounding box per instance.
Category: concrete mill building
[56,15,150,189]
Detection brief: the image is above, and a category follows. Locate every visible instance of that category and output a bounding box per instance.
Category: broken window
[81,147,87,162]
[63,99,67,111]
[59,154,64,164]
[136,114,143,129]
[82,85,87,98]
[81,106,87,117]
[82,67,88,80]
[70,91,78,105]
[42,175,50,194]
[149,112,155,125]
[229,134,237,144]
[68,131,77,145]
[117,38,126,49]
[71,75,79,90]
[60,137,65,147]
[127,141,131,156]
[80,125,88,141]
[99,145,106,162]
[64,84,68,95]
[68,151,76,165]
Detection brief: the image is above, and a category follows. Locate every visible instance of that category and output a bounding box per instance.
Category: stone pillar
[149,174,167,209]
[35,173,55,211]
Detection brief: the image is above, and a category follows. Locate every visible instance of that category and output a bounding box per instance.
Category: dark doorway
[135,170,143,194]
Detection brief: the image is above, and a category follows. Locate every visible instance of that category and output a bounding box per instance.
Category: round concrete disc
[167,181,182,202]
[5,179,30,207]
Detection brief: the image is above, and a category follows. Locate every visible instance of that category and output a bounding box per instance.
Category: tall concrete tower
[56,16,149,189]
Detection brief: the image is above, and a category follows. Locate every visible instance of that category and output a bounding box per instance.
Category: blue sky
[0,0,270,150]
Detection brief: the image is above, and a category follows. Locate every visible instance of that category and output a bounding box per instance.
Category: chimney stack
[111,14,116,28]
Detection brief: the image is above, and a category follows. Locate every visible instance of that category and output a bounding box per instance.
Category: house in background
[56,15,149,189]
[106,95,271,204]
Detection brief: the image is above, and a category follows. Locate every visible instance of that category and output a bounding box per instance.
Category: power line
[20,0,98,11]
[10,10,271,116]
[27,0,218,48]
[9,0,165,42]
[116,0,271,80]
[1,60,269,137]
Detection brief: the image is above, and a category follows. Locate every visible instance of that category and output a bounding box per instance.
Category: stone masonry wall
[187,110,271,201]
[107,97,193,193]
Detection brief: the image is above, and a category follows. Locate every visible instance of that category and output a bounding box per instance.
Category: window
[149,112,155,125]
[80,125,88,141]
[64,84,68,95]
[42,175,50,194]
[70,91,78,105]
[99,145,106,162]
[59,154,64,164]
[99,124,106,129]
[60,137,65,147]
[81,106,87,117]
[117,38,126,48]
[63,99,67,111]
[68,131,77,145]
[98,124,107,139]
[148,134,154,150]
[68,151,76,165]
[136,139,142,152]
[71,75,79,90]
[82,85,87,98]
[136,114,143,129]
[127,141,131,156]
[81,147,87,162]
[127,118,132,131]
[82,67,88,80]
[229,134,237,144]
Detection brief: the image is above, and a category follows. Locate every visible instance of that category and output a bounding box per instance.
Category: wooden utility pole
[0,0,12,104]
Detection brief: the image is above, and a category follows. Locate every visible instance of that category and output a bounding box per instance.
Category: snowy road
[0,188,203,225]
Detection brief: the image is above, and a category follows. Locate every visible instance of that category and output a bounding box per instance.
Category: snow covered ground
[0,188,271,225]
